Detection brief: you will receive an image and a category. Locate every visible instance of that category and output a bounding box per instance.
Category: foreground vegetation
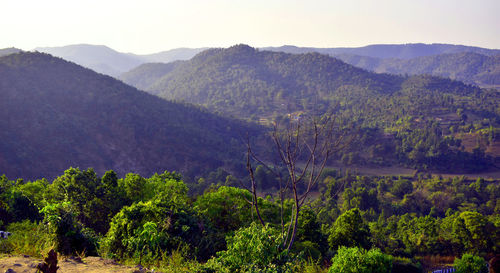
[0,167,497,272]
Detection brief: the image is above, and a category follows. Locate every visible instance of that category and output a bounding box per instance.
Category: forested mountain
[0,47,21,57]
[121,44,500,172]
[263,43,500,59]
[0,52,262,180]
[336,52,500,89]
[35,44,206,77]
[121,44,492,122]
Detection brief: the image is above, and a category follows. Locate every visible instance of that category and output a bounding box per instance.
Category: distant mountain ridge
[0,51,261,180]
[263,43,500,59]
[34,43,500,80]
[335,52,500,89]
[34,44,206,77]
[0,48,21,57]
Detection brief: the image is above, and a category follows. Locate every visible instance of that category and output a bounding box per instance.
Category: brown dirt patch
[0,255,146,273]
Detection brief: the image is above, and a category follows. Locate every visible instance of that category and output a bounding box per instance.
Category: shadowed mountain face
[35,45,206,77]
[0,52,261,180]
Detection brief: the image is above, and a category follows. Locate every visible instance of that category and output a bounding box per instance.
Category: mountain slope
[263,43,500,59]
[0,52,261,180]
[336,52,500,89]
[121,44,500,172]
[122,44,406,119]
[119,61,184,91]
[121,45,489,123]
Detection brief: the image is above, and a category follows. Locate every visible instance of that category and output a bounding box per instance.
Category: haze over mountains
[0,51,260,180]
[34,44,207,77]
[335,52,500,89]
[263,43,500,59]
[31,43,500,89]
[264,44,500,88]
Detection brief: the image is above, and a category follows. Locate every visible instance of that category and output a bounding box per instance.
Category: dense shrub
[40,202,99,255]
[328,247,392,273]
[453,253,488,273]
[206,222,298,273]
[0,220,54,257]
[99,197,209,263]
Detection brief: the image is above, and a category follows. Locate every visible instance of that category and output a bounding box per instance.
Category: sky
[1,0,499,54]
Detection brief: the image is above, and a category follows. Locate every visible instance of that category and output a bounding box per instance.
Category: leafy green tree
[390,178,413,198]
[121,172,149,203]
[194,186,253,234]
[293,207,328,260]
[396,215,439,255]
[328,208,371,250]
[452,211,489,254]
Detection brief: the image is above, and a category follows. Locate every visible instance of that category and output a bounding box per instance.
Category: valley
[0,42,498,273]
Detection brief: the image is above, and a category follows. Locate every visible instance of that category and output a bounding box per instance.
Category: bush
[206,222,299,273]
[453,253,488,273]
[0,220,54,257]
[99,198,207,263]
[40,202,99,255]
[391,256,422,273]
[328,247,392,273]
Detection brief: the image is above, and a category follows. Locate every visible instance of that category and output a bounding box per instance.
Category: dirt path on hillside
[0,255,149,273]
[329,163,500,179]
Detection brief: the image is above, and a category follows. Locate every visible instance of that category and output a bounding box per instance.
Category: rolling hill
[336,52,500,89]
[121,44,500,172]
[0,51,262,180]
[121,44,492,122]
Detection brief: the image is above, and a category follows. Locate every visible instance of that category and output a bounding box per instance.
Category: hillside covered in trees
[336,52,500,89]
[0,52,263,180]
[121,45,500,173]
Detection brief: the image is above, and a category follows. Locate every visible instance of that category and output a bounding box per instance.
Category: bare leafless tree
[246,114,353,251]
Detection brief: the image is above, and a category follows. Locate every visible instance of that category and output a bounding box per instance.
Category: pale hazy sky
[1,0,499,54]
